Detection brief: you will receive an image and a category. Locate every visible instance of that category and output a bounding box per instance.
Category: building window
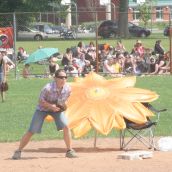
[132,8,140,20]
[156,7,163,20]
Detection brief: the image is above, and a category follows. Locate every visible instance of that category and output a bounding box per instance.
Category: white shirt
[3,55,15,67]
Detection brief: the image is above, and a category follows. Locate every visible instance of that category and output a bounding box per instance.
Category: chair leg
[119,131,123,149]
[148,127,157,150]
[120,130,131,150]
[119,126,157,150]
[94,130,97,148]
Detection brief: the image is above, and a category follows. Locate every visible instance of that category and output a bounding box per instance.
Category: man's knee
[63,126,70,132]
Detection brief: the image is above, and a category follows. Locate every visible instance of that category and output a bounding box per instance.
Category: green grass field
[16,35,169,54]
[0,37,171,142]
[0,74,171,142]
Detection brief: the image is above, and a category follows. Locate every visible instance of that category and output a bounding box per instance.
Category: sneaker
[12,150,21,160]
[66,149,78,158]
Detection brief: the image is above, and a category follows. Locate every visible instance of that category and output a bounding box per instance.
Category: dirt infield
[1,138,172,172]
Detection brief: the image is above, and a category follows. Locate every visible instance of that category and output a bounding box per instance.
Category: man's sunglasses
[56,76,67,79]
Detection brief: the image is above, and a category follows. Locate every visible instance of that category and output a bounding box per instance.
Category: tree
[0,0,68,27]
[0,0,26,12]
[137,0,157,28]
[0,0,63,12]
[137,2,151,27]
[118,0,129,38]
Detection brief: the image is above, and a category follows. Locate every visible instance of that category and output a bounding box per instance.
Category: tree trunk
[118,0,129,38]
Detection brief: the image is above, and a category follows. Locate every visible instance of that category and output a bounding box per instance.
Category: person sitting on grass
[158,60,170,74]
[114,40,126,53]
[12,69,77,159]
[103,56,115,76]
[154,40,165,56]
[150,54,167,75]
[49,57,59,76]
[17,47,29,62]
[22,64,31,79]
[61,48,73,66]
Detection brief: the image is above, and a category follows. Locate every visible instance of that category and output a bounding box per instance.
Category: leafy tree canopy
[137,1,151,27]
[0,0,63,12]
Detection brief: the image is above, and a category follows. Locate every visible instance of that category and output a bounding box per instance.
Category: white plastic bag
[158,137,172,151]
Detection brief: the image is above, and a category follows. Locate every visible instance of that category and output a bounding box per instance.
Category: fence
[0,10,172,77]
[0,10,171,38]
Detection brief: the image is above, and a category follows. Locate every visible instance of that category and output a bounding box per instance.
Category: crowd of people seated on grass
[15,39,170,79]
[61,41,96,77]
[60,40,170,77]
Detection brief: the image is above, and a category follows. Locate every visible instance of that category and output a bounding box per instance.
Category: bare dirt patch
[1,138,172,172]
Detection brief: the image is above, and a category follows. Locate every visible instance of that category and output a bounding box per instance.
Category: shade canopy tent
[46,72,158,138]
[25,48,58,64]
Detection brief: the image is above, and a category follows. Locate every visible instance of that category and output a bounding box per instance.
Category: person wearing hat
[0,51,7,102]
[134,40,144,58]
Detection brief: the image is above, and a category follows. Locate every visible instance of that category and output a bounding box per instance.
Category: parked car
[128,22,151,37]
[98,20,151,38]
[17,25,48,41]
[33,23,54,34]
[164,26,170,36]
[98,20,118,38]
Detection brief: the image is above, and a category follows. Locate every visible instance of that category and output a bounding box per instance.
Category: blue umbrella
[25,48,58,64]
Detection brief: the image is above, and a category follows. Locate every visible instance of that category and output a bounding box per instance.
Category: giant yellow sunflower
[65,72,159,138]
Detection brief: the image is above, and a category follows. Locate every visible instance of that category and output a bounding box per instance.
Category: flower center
[85,87,110,100]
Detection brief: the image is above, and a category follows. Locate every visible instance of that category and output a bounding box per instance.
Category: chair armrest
[156,109,167,113]
[155,109,167,122]
[149,106,167,113]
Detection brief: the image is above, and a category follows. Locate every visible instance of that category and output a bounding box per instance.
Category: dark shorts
[28,110,68,133]
[0,72,3,83]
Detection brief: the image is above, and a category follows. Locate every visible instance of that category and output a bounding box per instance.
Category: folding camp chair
[120,103,167,150]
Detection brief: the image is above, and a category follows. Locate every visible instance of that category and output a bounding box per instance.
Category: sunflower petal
[110,87,159,102]
[72,119,92,138]
[107,76,136,88]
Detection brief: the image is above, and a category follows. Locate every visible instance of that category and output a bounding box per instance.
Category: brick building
[76,0,172,23]
[129,0,172,23]
[76,0,120,22]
